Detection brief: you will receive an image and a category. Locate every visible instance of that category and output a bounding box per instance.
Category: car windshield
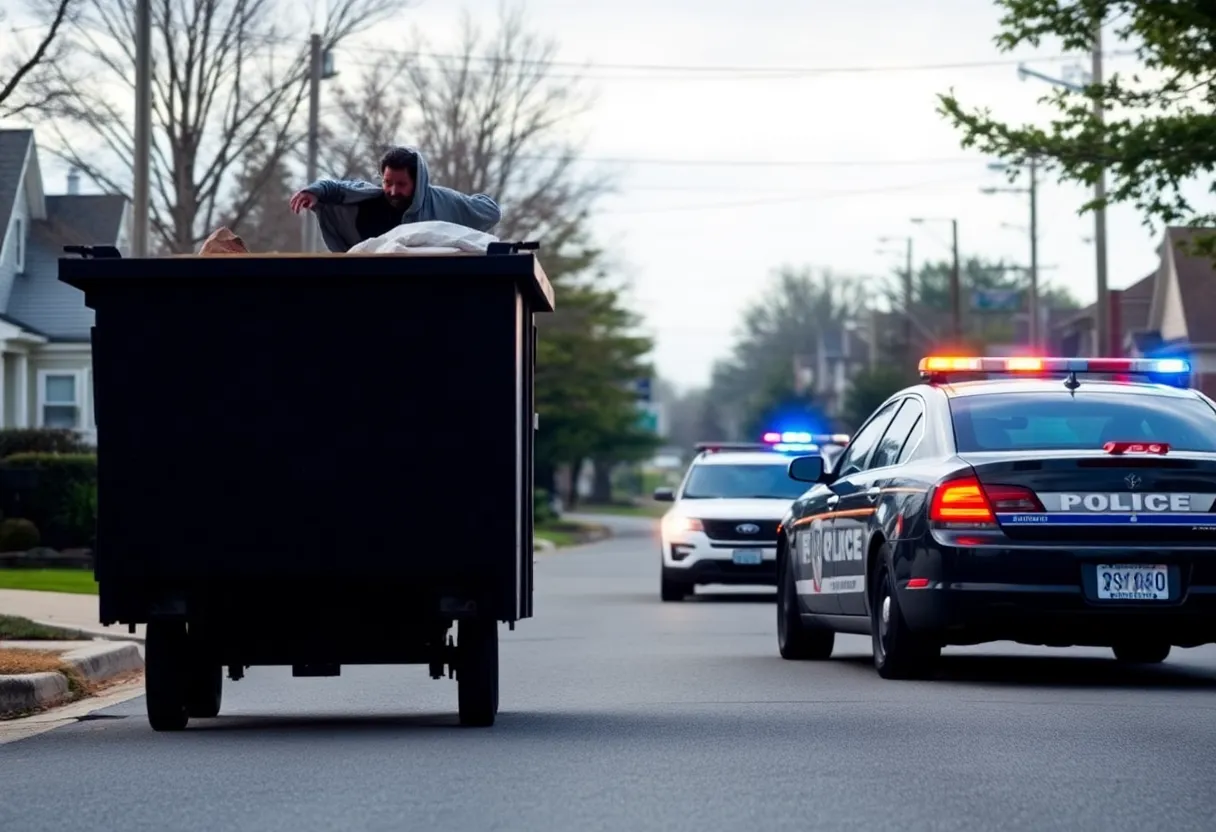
[948,391,1216,452]
[681,462,809,499]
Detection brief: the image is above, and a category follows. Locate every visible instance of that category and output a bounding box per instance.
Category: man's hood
[399,146,430,219]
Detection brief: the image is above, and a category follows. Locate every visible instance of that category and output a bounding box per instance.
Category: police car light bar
[761,431,850,445]
[918,356,1191,385]
[694,442,771,453]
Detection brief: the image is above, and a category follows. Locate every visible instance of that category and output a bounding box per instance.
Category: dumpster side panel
[84,265,530,623]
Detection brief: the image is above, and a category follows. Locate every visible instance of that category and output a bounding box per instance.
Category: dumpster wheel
[456,618,499,727]
[185,659,223,719]
[145,620,190,731]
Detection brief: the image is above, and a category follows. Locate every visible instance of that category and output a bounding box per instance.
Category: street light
[911,218,961,341]
[982,159,1040,349]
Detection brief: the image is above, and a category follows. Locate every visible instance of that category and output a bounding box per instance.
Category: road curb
[0,672,69,715]
[0,641,144,718]
[533,522,614,557]
[30,620,146,644]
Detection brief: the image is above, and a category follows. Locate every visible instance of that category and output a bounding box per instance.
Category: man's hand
[290,190,318,213]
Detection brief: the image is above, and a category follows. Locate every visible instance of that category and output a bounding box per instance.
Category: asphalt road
[5,513,1216,832]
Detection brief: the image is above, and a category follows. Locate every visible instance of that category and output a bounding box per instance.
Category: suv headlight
[663,516,703,534]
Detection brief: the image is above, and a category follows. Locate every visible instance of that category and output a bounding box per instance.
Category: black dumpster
[59,242,554,730]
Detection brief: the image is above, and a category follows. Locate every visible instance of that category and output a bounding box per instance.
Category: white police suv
[653,434,848,602]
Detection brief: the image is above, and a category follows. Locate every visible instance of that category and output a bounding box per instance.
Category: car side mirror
[787,455,827,484]
[652,486,675,502]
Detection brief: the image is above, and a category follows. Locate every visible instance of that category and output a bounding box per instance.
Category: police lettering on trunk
[1059,493,1189,512]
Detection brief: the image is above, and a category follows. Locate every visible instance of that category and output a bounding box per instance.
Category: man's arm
[303,178,381,204]
[433,186,502,232]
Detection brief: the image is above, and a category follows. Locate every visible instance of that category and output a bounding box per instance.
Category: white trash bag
[347,220,500,255]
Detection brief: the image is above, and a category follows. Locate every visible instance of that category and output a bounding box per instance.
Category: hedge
[0,452,96,551]
[0,428,90,458]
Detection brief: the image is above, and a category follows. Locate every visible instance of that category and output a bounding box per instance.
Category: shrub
[0,518,40,552]
[0,453,97,549]
[534,488,557,524]
[0,429,90,459]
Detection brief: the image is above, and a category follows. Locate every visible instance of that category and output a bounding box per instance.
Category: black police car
[774,355,1216,679]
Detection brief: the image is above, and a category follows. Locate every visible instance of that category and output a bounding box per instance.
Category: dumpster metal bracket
[63,245,123,259]
[486,240,540,256]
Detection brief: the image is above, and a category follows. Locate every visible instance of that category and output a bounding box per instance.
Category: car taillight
[929,476,1043,526]
[983,483,1045,512]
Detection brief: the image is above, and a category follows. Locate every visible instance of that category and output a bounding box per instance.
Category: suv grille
[701,519,779,541]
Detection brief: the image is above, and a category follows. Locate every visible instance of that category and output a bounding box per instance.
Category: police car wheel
[1112,640,1171,664]
[456,617,499,727]
[145,619,190,732]
[871,564,940,680]
[777,553,834,660]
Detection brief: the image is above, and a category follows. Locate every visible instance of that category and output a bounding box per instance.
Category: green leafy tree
[532,237,659,503]
[937,1,1216,252]
[704,266,867,438]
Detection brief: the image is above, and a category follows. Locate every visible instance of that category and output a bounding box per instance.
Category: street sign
[636,402,662,434]
[972,289,1023,312]
[632,378,652,402]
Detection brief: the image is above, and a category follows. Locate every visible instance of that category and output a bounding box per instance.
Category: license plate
[1096,564,1169,600]
[732,549,764,565]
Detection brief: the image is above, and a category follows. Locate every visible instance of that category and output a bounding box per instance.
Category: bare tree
[219,137,300,251]
[320,3,608,244]
[0,0,79,120]
[23,0,400,252]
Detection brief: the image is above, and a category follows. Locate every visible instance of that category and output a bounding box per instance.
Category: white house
[0,129,129,445]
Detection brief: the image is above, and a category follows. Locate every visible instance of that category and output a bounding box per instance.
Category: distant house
[0,129,129,444]
[1050,227,1216,398]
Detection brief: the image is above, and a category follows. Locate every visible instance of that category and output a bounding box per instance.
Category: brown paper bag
[198,227,249,255]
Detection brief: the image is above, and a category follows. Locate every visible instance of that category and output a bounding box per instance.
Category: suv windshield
[948,391,1216,452]
[681,462,809,499]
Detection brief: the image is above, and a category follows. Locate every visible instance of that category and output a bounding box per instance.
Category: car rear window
[947,391,1216,452]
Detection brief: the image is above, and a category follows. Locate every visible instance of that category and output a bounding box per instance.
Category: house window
[10,218,24,273]
[39,372,81,429]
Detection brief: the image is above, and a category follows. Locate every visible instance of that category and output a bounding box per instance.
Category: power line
[600,176,987,215]
[549,155,984,168]
[323,46,1139,81]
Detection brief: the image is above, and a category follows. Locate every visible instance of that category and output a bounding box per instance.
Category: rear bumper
[897,539,1216,647]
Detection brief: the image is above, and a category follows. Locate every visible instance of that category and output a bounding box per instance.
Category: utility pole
[1028,155,1039,349]
[132,0,151,257]
[950,219,961,341]
[904,236,914,351]
[303,33,322,253]
[1092,22,1110,356]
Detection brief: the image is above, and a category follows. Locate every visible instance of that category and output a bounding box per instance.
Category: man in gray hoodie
[289,146,501,252]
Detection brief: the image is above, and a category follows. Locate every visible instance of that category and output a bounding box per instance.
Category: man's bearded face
[382,167,415,207]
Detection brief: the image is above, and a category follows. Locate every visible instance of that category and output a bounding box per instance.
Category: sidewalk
[0,589,145,642]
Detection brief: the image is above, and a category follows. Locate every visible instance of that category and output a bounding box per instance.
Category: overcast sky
[396,0,1178,391]
[5,1,1192,392]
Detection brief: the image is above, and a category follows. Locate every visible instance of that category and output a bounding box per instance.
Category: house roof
[1053,270,1155,334]
[0,130,34,245]
[1163,226,1216,342]
[7,194,127,339]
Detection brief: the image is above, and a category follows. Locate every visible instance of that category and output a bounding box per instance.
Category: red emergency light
[1103,441,1170,455]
